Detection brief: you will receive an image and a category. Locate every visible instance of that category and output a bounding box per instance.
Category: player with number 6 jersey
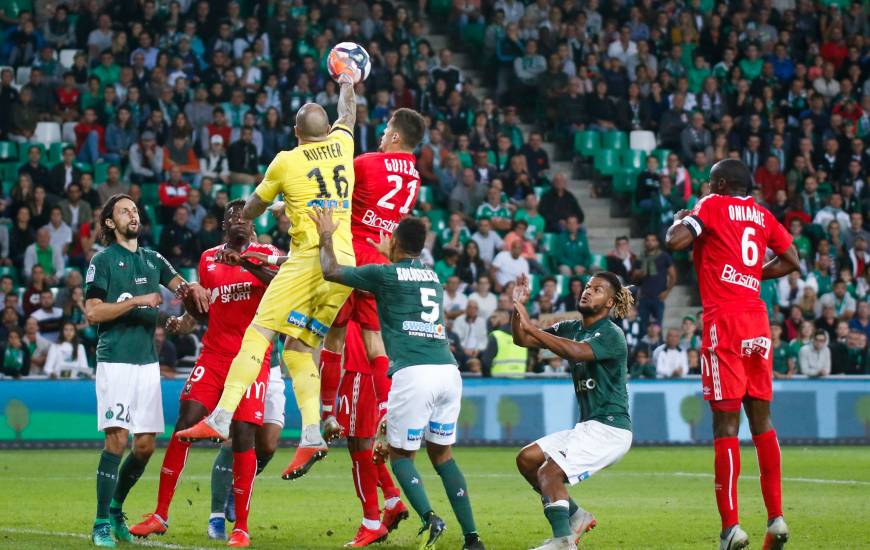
[666,159,799,550]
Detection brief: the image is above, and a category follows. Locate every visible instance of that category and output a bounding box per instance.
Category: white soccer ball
[327,42,372,84]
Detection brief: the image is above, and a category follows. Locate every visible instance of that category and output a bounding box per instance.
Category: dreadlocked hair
[593,271,636,319]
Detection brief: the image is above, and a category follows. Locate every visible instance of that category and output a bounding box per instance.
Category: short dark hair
[391,108,426,149]
[393,217,426,256]
[100,193,135,244]
[225,199,246,215]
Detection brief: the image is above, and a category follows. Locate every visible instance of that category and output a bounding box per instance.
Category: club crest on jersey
[86,264,96,283]
[741,336,771,359]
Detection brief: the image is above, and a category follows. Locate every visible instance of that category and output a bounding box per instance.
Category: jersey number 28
[741,227,759,267]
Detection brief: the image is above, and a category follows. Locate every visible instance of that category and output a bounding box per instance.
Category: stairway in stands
[424,29,697,329]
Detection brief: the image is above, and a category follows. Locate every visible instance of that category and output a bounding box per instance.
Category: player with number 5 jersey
[666,159,799,550]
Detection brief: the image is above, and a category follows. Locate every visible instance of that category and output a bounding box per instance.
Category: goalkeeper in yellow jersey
[178,68,358,480]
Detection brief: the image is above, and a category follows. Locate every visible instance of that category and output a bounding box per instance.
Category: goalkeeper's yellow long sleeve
[216,327,272,412]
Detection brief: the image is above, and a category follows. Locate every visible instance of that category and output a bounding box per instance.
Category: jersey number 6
[741,227,759,267]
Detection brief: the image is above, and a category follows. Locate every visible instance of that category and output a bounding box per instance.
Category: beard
[121,224,139,239]
[577,302,604,316]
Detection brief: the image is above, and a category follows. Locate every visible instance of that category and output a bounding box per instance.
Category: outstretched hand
[366,231,392,258]
[512,274,531,305]
[308,206,340,238]
[372,417,389,465]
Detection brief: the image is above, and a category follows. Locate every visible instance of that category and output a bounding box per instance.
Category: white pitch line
[0,527,212,549]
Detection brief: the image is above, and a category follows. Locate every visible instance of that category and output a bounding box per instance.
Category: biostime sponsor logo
[361,209,399,233]
[720,263,760,291]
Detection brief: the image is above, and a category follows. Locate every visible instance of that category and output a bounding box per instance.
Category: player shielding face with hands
[512,273,634,550]
[178,63,359,481]
[84,194,209,548]
[310,207,486,550]
[666,158,799,550]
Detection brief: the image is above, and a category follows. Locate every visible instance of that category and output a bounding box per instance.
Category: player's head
[295,102,330,142]
[390,217,427,261]
[380,108,426,152]
[709,158,752,196]
[578,271,635,319]
[100,194,139,244]
[224,199,253,242]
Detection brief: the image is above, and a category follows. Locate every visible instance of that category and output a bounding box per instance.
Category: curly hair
[591,271,636,319]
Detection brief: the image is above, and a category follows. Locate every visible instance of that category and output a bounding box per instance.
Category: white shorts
[386,364,462,451]
[535,420,633,485]
[96,362,165,435]
[264,367,286,427]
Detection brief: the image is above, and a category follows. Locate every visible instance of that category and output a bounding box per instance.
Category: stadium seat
[0,141,16,161]
[611,168,639,194]
[462,23,486,51]
[651,148,671,167]
[528,274,540,297]
[62,122,77,143]
[15,66,31,86]
[554,274,569,296]
[230,184,254,200]
[1,162,18,184]
[425,209,447,231]
[141,183,159,203]
[0,265,19,284]
[34,122,61,146]
[573,131,599,158]
[94,162,109,184]
[18,142,46,161]
[210,183,225,198]
[142,204,157,225]
[429,0,452,16]
[629,130,657,153]
[74,161,93,173]
[593,149,620,177]
[590,253,607,270]
[2,179,13,196]
[540,232,557,252]
[151,224,163,242]
[417,185,432,205]
[254,212,275,234]
[59,49,79,69]
[601,131,628,151]
[622,149,646,171]
[533,185,547,199]
[47,142,71,165]
[179,267,198,283]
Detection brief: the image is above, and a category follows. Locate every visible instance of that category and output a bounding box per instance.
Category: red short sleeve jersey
[351,152,420,247]
[197,242,280,357]
[684,194,792,316]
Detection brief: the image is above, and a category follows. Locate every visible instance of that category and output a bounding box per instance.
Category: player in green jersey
[310,208,485,550]
[512,272,635,550]
[84,194,209,547]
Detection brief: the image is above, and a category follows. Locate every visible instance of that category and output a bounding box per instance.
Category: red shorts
[180,349,271,425]
[700,310,773,403]
[333,242,388,331]
[336,371,379,438]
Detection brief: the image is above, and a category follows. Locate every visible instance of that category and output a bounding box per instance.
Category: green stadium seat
[74,161,93,173]
[593,149,620,176]
[601,131,628,151]
[0,141,18,161]
[425,209,447,231]
[651,148,671,167]
[93,162,109,184]
[429,0,452,16]
[18,142,46,161]
[554,274,569,296]
[590,253,607,270]
[462,22,486,50]
[528,274,540,297]
[457,150,472,168]
[533,185,547,199]
[1,162,18,185]
[210,183,226,198]
[486,151,496,166]
[142,204,157,225]
[573,131,599,157]
[230,184,255,200]
[179,267,198,283]
[612,168,639,194]
[622,149,646,171]
[0,265,19,284]
[151,224,163,242]
[141,183,159,204]
[540,232,558,252]
[254,212,275,234]
[417,185,432,205]
[47,142,72,166]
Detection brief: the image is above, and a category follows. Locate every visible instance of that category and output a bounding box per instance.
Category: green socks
[544,500,572,538]
[391,457,433,522]
[568,498,579,516]
[434,459,477,536]
[96,451,122,520]
[211,446,234,514]
[112,452,148,509]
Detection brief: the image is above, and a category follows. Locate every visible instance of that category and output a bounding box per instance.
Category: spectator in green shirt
[92,50,121,87]
[434,248,460,283]
[513,192,546,242]
[475,185,512,232]
[553,215,591,276]
[688,151,710,195]
[630,348,655,379]
[738,44,763,81]
[687,53,711,94]
[438,212,472,255]
[771,323,795,379]
[788,218,812,262]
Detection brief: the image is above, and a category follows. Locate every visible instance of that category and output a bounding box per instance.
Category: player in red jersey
[666,159,799,550]
[311,108,425,546]
[130,200,281,548]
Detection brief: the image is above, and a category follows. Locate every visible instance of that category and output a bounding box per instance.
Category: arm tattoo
[319,231,342,282]
[334,82,357,130]
[243,193,270,221]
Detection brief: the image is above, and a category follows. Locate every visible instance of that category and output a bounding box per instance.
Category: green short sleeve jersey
[545,317,631,430]
[85,244,178,365]
[771,341,790,374]
[339,258,457,375]
[475,202,510,222]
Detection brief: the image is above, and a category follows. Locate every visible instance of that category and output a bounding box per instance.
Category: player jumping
[666,158,799,550]
[311,209,486,550]
[85,194,210,548]
[512,272,634,550]
[319,108,425,545]
[177,66,359,482]
[129,200,283,547]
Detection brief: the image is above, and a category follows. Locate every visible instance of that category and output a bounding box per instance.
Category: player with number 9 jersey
[682,192,792,402]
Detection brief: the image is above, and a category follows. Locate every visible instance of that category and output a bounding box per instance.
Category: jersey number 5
[378,175,418,214]
[741,227,759,267]
[309,165,350,199]
[420,288,440,323]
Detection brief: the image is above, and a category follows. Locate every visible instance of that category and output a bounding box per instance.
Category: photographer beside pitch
[512,272,634,550]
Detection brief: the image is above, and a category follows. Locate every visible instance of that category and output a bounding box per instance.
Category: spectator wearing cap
[129,131,164,184]
[539,173,583,233]
[97,165,129,205]
[200,134,230,184]
[653,329,688,378]
[200,107,233,153]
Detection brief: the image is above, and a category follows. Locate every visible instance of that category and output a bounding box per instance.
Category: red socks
[350,450,381,521]
[232,449,257,534]
[713,436,740,530]
[320,349,342,420]
[376,461,401,500]
[155,435,191,520]
[752,429,783,520]
[371,356,391,411]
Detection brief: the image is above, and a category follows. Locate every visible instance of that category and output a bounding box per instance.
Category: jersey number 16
[309,165,350,199]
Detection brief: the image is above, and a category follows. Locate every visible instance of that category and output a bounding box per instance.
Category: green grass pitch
[0,446,867,549]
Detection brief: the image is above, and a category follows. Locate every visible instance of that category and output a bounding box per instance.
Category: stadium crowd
[0,0,868,379]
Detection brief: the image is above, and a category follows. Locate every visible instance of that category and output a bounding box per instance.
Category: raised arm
[333,80,357,131]
[512,300,596,362]
[242,193,271,221]
[665,210,695,251]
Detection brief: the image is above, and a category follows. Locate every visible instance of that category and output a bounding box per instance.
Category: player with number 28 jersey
[684,193,792,402]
